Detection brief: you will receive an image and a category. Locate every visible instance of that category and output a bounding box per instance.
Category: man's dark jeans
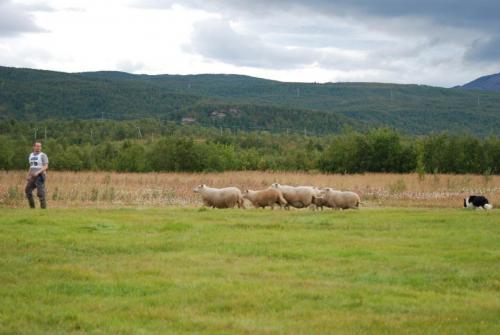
[25,174,47,209]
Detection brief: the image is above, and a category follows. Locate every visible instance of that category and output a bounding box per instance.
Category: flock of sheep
[193,183,361,210]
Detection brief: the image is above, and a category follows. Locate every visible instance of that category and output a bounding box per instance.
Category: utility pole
[33,128,38,141]
[304,128,307,137]
[136,126,142,139]
[44,127,47,142]
[101,112,104,121]
[220,126,223,136]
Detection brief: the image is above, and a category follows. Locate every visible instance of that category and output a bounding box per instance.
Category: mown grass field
[1,208,499,334]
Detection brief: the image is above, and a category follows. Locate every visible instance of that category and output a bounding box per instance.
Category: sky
[1,0,499,87]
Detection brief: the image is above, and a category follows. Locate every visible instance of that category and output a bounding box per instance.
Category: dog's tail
[484,204,493,210]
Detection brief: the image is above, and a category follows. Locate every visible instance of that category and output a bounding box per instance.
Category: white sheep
[243,188,287,209]
[270,183,318,209]
[193,184,244,209]
[317,188,361,210]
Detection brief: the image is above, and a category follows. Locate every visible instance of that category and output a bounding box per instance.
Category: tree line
[0,119,499,174]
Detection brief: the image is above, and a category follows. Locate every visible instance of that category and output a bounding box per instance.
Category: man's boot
[40,198,47,209]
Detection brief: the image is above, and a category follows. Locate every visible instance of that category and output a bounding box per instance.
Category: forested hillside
[1,66,500,136]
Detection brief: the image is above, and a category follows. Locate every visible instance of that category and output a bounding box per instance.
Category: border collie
[464,196,493,210]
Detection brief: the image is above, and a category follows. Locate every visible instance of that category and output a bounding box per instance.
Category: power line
[23,113,325,141]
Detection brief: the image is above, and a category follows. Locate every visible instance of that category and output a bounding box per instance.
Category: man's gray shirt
[29,152,49,175]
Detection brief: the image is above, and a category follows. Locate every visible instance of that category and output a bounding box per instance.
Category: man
[25,142,49,209]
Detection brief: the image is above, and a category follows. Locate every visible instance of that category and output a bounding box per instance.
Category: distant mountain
[1,66,500,136]
[460,73,500,92]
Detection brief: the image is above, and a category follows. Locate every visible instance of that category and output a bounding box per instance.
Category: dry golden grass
[0,171,499,208]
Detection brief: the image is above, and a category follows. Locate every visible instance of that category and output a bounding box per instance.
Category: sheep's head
[271,183,280,188]
[193,184,206,193]
[312,195,325,204]
[242,190,250,199]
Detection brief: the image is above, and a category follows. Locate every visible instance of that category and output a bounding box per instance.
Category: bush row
[1,127,499,174]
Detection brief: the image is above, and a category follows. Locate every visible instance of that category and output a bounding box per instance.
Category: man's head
[33,142,42,153]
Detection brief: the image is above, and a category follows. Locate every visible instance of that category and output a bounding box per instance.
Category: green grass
[0,208,499,334]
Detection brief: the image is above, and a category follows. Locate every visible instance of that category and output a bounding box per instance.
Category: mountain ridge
[1,66,499,136]
[459,72,500,92]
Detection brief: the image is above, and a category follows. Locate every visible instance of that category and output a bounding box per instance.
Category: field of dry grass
[0,171,498,208]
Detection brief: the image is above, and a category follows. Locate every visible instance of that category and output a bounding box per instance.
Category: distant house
[181,117,196,124]
[210,111,226,118]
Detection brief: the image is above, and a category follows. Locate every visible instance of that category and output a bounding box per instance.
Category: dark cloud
[0,0,49,37]
[298,0,500,31]
[137,0,500,31]
[465,37,500,63]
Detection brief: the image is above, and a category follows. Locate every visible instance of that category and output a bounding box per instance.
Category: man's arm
[35,154,49,176]
[36,164,49,176]
[26,154,32,179]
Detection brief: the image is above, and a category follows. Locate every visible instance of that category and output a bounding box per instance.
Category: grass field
[1,208,499,334]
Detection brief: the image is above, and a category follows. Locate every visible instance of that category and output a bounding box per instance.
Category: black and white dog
[464,195,493,210]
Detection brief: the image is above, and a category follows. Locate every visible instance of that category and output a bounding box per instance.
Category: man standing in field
[25,142,49,209]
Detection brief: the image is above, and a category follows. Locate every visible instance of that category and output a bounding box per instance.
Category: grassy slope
[0,208,499,334]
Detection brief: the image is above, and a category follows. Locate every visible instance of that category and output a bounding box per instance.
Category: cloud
[465,37,500,63]
[0,0,50,37]
[135,0,500,31]
[0,43,54,68]
[116,60,145,73]
[186,18,373,71]
[138,0,500,69]
[186,19,316,69]
[20,2,54,12]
